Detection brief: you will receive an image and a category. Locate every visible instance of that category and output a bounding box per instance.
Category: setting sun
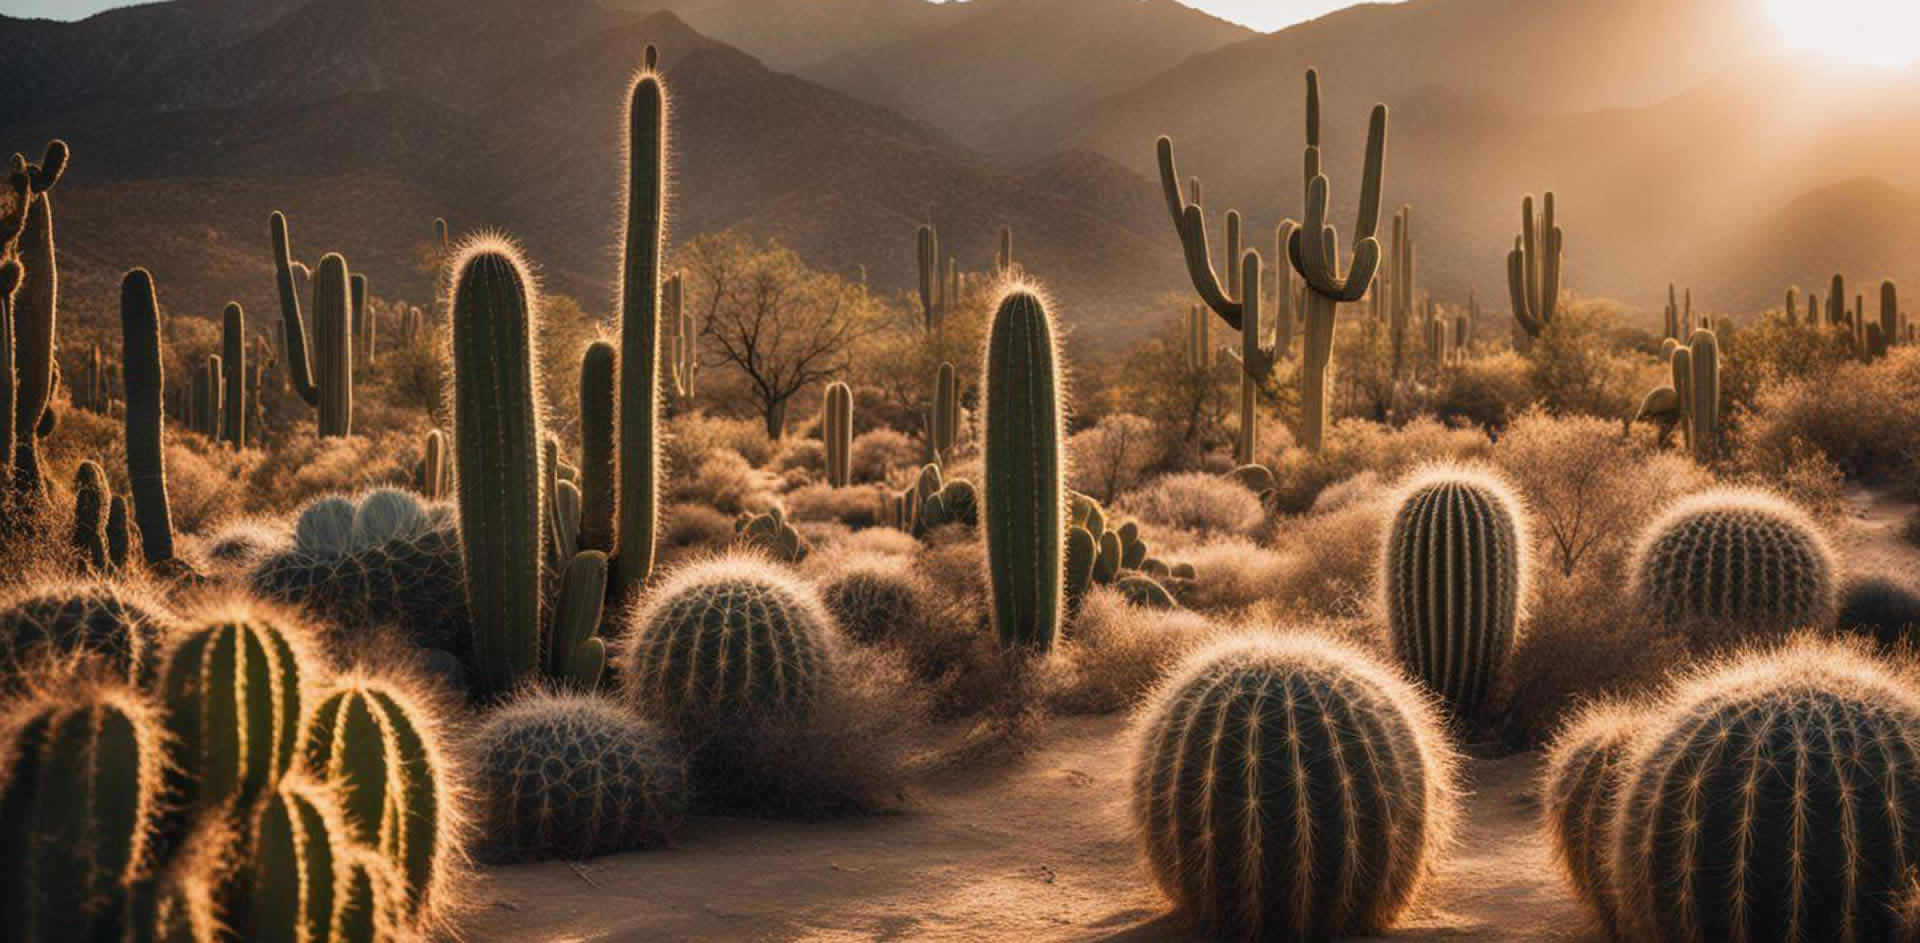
[1767,0,1920,69]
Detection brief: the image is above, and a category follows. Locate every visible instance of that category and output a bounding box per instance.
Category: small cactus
[69,459,109,571]
[735,507,810,563]
[823,381,852,487]
[1132,633,1458,940]
[156,607,317,815]
[0,578,174,686]
[1628,488,1837,635]
[818,555,928,645]
[982,288,1066,650]
[1539,701,1638,939]
[471,689,689,862]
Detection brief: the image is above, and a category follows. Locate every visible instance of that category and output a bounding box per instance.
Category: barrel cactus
[1540,700,1638,939]
[0,578,174,686]
[236,775,352,943]
[1132,633,1458,940]
[817,554,928,645]
[470,689,689,862]
[1628,488,1837,635]
[156,606,318,815]
[0,680,166,941]
[332,847,405,943]
[1611,638,1920,942]
[1382,465,1529,713]
[620,553,835,738]
[982,288,1066,651]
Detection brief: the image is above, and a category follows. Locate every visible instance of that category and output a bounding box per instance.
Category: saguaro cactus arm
[1156,136,1246,330]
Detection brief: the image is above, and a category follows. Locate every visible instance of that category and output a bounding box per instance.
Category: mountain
[602,0,952,71]
[805,0,1254,142]
[1697,178,1920,316]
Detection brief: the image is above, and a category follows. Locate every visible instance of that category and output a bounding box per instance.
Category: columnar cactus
[996,224,1014,275]
[1507,192,1561,348]
[0,260,17,492]
[6,141,66,505]
[665,272,696,408]
[1539,701,1638,939]
[1683,326,1719,461]
[1132,634,1458,940]
[620,553,835,736]
[69,459,109,572]
[1829,273,1846,326]
[1389,205,1414,380]
[352,273,376,371]
[1629,488,1837,634]
[449,239,545,695]
[270,212,353,437]
[238,776,350,943]
[931,360,959,463]
[1882,280,1899,352]
[917,223,944,331]
[121,268,179,568]
[823,380,852,487]
[616,46,667,601]
[1611,640,1920,942]
[157,610,312,814]
[1382,465,1529,713]
[579,341,616,551]
[549,549,609,687]
[1663,283,1683,340]
[221,302,246,447]
[0,681,164,942]
[471,690,688,862]
[982,288,1066,650]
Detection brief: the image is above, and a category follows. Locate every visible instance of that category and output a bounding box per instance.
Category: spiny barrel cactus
[332,847,404,943]
[1611,639,1920,942]
[823,381,852,487]
[1132,633,1458,940]
[304,675,454,925]
[616,47,668,600]
[0,578,174,686]
[157,608,316,814]
[1540,701,1638,939]
[818,554,928,645]
[621,553,835,737]
[0,681,164,942]
[237,775,351,943]
[471,689,689,862]
[1382,465,1529,713]
[448,238,545,696]
[982,288,1066,650]
[1629,488,1837,635]
[121,268,179,568]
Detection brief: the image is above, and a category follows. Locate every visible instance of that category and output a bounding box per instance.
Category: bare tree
[682,232,883,440]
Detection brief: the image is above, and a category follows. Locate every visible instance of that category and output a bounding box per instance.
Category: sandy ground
[465,488,1917,942]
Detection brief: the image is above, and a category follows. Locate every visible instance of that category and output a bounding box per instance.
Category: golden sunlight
[1766,0,1920,69]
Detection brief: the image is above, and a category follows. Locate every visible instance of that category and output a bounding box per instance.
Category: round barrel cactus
[0,578,174,686]
[1611,638,1920,942]
[1540,700,1638,939]
[620,553,835,737]
[156,606,318,815]
[1382,465,1528,713]
[1629,488,1836,635]
[817,554,927,645]
[471,690,689,862]
[237,775,352,943]
[1131,633,1458,940]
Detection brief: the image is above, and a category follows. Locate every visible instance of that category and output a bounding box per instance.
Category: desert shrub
[772,438,825,475]
[665,413,776,473]
[1117,472,1264,536]
[783,482,887,529]
[1525,299,1641,420]
[1069,413,1158,505]
[1045,587,1219,715]
[1263,417,1489,513]
[1836,577,1920,648]
[661,503,736,552]
[164,441,261,535]
[245,428,423,513]
[834,526,920,558]
[669,448,776,515]
[848,427,920,484]
[1306,469,1385,515]
[1434,350,1533,432]
[812,552,929,645]
[1177,538,1302,617]
[1727,427,1851,522]
[1734,347,1920,490]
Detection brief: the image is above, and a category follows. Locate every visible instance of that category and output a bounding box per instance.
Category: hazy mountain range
[3,0,1917,350]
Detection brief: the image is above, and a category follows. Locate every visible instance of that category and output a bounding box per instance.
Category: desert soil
[465,488,1917,942]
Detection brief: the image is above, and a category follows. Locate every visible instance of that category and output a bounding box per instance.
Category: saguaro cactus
[1683,326,1719,461]
[616,46,666,601]
[7,141,66,504]
[982,289,1066,650]
[1507,192,1561,348]
[823,381,852,487]
[931,361,959,463]
[269,212,352,437]
[664,273,696,408]
[69,460,109,571]
[0,261,17,491]
[579,340,616,552]
[449,240,545,696]
[220,302,246,447]
[120,269,178,568]
[917,224,944,331]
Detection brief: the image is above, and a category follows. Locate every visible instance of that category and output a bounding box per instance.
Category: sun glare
[1766,0,1920,70]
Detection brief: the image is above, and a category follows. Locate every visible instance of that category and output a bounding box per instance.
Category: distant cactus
[664,272,697,409]
[616,48,668,600]
[221,302,246,447]
[69,459,109,571]
[931,361,959,463]
[1382,465,1529,713]
[0,578,173,686]
[917,224,945,331]
[1132,634,1458,940]
[735,506,810,563]
[1629,488,1836,634]
[236,776,351,943]
[621,554,835,737]
[0,680,165,942]
[471,689,689,862]
[1682,327,1719,461]
[1612,639,1920,942]
[1540,701,1638,939]
[156,608,316,815]
[0,259,19,494]
[1507,193,1562,349]
[121,269,180,568]
[269,213,353,437]
[982,288,1066,650]
[823,381,852,487]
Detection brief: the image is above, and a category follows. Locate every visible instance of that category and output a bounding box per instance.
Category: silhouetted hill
[1695,178,1920,316]
[603,0,950,71]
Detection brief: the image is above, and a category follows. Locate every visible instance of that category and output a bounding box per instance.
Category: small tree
[682,231,883,440]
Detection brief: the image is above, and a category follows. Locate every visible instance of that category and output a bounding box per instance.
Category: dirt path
[1839,484,1920,580]
[466,715,1596,941]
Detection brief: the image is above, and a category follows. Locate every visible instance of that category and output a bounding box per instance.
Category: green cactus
[331,848,403,943]
[237,776,349,943]
[615,50,668,603]
[69,459,109,572]
[1829,273,1846,326]
[417,428,451,501]
[916,224,945,331]
[931,361,959,463]
[1383,465,1529,713]
[1132,634,1458,940]
[621,554,834,736]
[471,690,688,862]
[0,260,18,494]
[0,680,164,942]
[1540,700,1638,940]
[823,380,852,487]
[1389,205,1414,380]
[1507,192,1562,349]
[1114,573,1176,610]
[7,142,65,506]
[222,302,245,447]
[1612,639,1920,942]
[982,289,1066,650]
[120,269,180,569]
[665,272,696,409]
[550,550,609,688]
[735,506,810,563]
[1630,488,1836,634]
[351,273,376,372]
[448,240,544,696]
[106,495,131,571]
[1180,304,1211,372]
[157,611,311,815]
[0,579,173,686]
[270,212,355,438]
[1683,327,1719,461]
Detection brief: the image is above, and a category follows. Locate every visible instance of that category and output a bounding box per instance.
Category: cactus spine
[616,47,666,600]
[121,269,177,567]
[1383,466,1527,713]
[1507,192,1561,348]
[1540,701,1637,940]
[823,380,852,487]
[449,241,544,696]
[1132,634,1458,940]
[983,289,1065,650]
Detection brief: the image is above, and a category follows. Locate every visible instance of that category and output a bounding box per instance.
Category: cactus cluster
[1132,633,1458,940]
[982,288,1066,649]
[1507,193,1562,351]
[894,461,977,538]
[735,506,810,563]
[1628,488,1837,635]
[1382,465,1529,714]
[1064,492,1186,613]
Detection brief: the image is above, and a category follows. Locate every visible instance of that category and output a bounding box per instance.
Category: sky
[5,0,1371,32]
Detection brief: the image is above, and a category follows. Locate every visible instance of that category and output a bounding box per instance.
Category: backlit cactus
[1507,192,1562,347]
[269,212,353,437]
[983,288,1066,650]
[448,239,545,696]
[473,690,688,862]
[579,340,616,551]
[621,554,834,737]
[1629,488,1837,635]
[616,47,668,600]
[823,380,852,487]
[6,141,65,505]
[157,609,313,814]
[221,302,245,447]
[1132,633,1458,940]
[1682,326,1719,461]
[121,268,179,568]
[819,555,928,645]
[69,459,109,571]
[1540,701,1638,939]
[237,776,350,943]
[1382,465,1529,713]
[0,579,173,685]
[1611,639,1920,942]
[931,361,960,463]
[735,506,809,563]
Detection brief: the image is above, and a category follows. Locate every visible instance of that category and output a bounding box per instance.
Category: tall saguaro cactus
[823,381,852,487]
[917,224,943,331]
[121,269,177,568]
[983,289,1065,650]
[579,340,616,552]
[616,46,667,602]
[1507,192,1561,348]
[269,212,352,436]
[221,302,246,447]
[8,141,67,503]
[450,241,545,696]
